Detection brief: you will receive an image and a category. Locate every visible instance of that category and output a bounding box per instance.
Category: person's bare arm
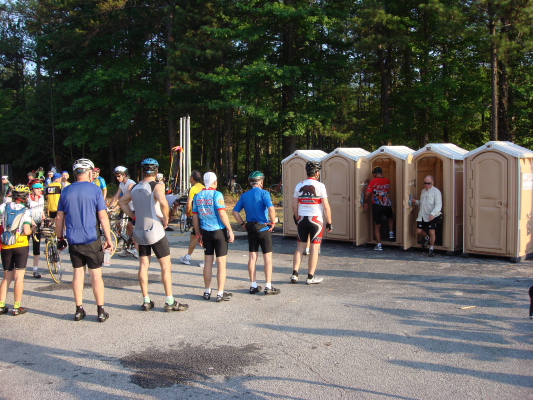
[218,209,234,243]
[153,183,169,228]
[292,197,299,224]
[118,189,135,219]
[267,206,276,231]
[193,214,202,246]
[55,211,65,237]
[98,209,113,250]
[322,197,333,232]
[364,191,372,211]
[232,209,245,226]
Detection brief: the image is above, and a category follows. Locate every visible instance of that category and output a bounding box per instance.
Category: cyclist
[2,176,13,203]
[179,170,205,267]
[108,166,139,258]
[36,167,45,181]
[61,171,70,188]
[118,158,188,313]
[232,171,280,295]
[28,182,46,279]
[44,171,54,188]
[46,173,62,223]
[0,185,33,316]
[192,172,235,302]
[92,168,108,200]
[291,161,332,285]
[56,158,113,322]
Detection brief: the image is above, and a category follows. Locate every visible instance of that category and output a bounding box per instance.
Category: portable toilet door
[463,141,533,262]
[281,150,328,237]
[412,144,467,254]
[321,148,370,243]
[366,146,416,249]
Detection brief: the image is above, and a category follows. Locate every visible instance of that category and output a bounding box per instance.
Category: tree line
[0,0,532,186]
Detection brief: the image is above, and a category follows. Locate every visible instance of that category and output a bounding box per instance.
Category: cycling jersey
[293,177,328,219]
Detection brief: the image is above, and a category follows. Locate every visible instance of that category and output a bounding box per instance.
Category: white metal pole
[187,115,191,191]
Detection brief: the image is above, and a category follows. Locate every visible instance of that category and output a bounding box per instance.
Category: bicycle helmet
[248,170,265,183]
[113,166,128,175]
[12,184,30,201]
[372,166,382,174]
[72,158,94,173]
[305,161,322,176]
[28,178,41,187]
[93,167,101,173]
[141,158,159,174]
[32,183,43,189]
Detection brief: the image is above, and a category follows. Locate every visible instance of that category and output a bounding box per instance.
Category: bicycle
[40,220,62,283]
[100,225,118,256]
[175,195,192,233]
[269,180,283,195]
[107,210,136,257]
[228,175,242,194]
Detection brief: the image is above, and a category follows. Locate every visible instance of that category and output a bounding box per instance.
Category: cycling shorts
[201,228,228,257]
[69,239,104,269]
[297,216,323,244]
[248,230,273,254]
[138,236,170,259]
[1,246,29,271]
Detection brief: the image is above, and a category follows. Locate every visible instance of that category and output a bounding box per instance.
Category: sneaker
[264,287,281,295]
[374,244,383,251]
[33,271,42,279]
[98,311,109,322]
[203,291,211,300]
[422,236,430,248]
[389,232,395,239]
[140,300,155,311]
[306,276,323,285]
[428,248,435,257]
[249,286,263,294]
[164,301,189,312]
[179,255,191,265]
[199,262,205,268]
[12,307,27,316]
[216,292,232,302]
[165,227,174,231]
[0,306,9,315]
[129,248,139,258]
[74,309,86,321]
[290,275,299,284]
[118,250,128,257]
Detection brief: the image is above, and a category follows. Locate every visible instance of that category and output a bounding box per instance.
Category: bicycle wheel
[46,240,62,283]
[184,216,192,232]
[269,184,280,195]
[101,230,118,256]
[234,183,243,194]
[179,209,188,233]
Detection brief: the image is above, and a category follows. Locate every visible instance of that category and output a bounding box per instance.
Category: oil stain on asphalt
[120,343,262,389]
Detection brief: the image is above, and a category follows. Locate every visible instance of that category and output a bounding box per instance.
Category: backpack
[1,203,27,246]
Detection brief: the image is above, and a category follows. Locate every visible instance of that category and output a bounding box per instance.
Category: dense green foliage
[1,0,532,185]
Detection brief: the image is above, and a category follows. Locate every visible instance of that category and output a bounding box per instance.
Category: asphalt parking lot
[1,228,532,400]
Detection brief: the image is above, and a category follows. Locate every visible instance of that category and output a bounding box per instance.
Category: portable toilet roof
[413,143,468,160]
[281,150,327,164]
[463,141,533,159]
[323,148,370,161]
[367,146,415,160]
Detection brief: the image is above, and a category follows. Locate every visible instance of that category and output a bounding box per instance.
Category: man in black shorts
[412,175,442,257]
[56,158,113,322]
[119,158,188,312]
[233,171,280,295]
[364,166,395,251]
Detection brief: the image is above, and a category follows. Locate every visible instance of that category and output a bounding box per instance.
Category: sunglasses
[424,182,433,185]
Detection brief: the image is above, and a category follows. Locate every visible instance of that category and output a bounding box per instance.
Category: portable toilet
[282,150,328,237]
[366,146,416,249]
[412,144,468,254]
[321,148,371,244]
[463,141,533,262]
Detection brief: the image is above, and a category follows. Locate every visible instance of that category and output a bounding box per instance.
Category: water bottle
[103,248,111,267]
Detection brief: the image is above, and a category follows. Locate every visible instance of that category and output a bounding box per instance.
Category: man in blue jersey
[55,158,114,323]
[192,172,235,303]
[233,171,280,295]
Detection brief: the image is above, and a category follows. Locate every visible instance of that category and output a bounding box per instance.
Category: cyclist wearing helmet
[61,171,70,188]
[119,158,189,312]
[179,170,205,266]
[291,161,332,285]
[0,185,33,316]
[192,172,235,302]
[2,176,13,203]
[364,166,395,251]
[46,172,62,223]
[108,166,138,258]
[233,171,280,295]
[55,158,113,322]
[92,168,107,200]
[28,182,46,279]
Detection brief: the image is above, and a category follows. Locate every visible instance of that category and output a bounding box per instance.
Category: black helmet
[372,166,382,174]
[305,161,321,176]
[141,158,159,174]
[248,170,265,183]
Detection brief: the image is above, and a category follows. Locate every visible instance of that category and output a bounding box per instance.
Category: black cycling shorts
[417,219,437,233]
[49,211,57,219]
[248,230,273,254]
[32,230,41,256]
[201,228,228,257]
[138,236,170,259]
[297,216,323,244]
[372,204,393,225]
[1,246,29,271]
[69,239,104,269]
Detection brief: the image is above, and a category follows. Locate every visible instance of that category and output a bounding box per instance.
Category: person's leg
[138,255,151,298]
[263,252,273,284]
[248,252,258,283]
[292,241,307,272]
[72,267,85,306]
[89,267,105,306]
[429,228,436,247]
[374,224,382,243]
[388,217,394,236]
[308,243,320,276]
[187,234,198,256]
[216,255,227,293]
[0,270,14,304]
[203,255,215,289]
[159,255,173,297]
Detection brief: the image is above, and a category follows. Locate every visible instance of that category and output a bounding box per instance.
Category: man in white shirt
[412,175,442,257]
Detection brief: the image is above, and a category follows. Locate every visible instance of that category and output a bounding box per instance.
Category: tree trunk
[281,10,297,159]
[489,3,498,141]
[166,8,177,173]
[378,44,393,143]
[226,109,233,186]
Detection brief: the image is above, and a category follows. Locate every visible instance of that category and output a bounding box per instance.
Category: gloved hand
[293,215,299,225]
[326,223,332,231]
[57,238,68,251]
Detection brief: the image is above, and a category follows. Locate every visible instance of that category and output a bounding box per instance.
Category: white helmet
[113,166,128,175]
[72,158,94,173]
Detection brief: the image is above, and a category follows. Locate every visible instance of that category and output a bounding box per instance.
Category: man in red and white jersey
[291,161,332,285]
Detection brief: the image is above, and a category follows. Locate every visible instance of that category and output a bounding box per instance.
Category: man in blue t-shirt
[55,158,114,323]
[192,172,235,303]
[233,171,280,296]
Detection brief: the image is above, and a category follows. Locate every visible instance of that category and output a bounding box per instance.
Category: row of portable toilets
[282,141,533,262]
